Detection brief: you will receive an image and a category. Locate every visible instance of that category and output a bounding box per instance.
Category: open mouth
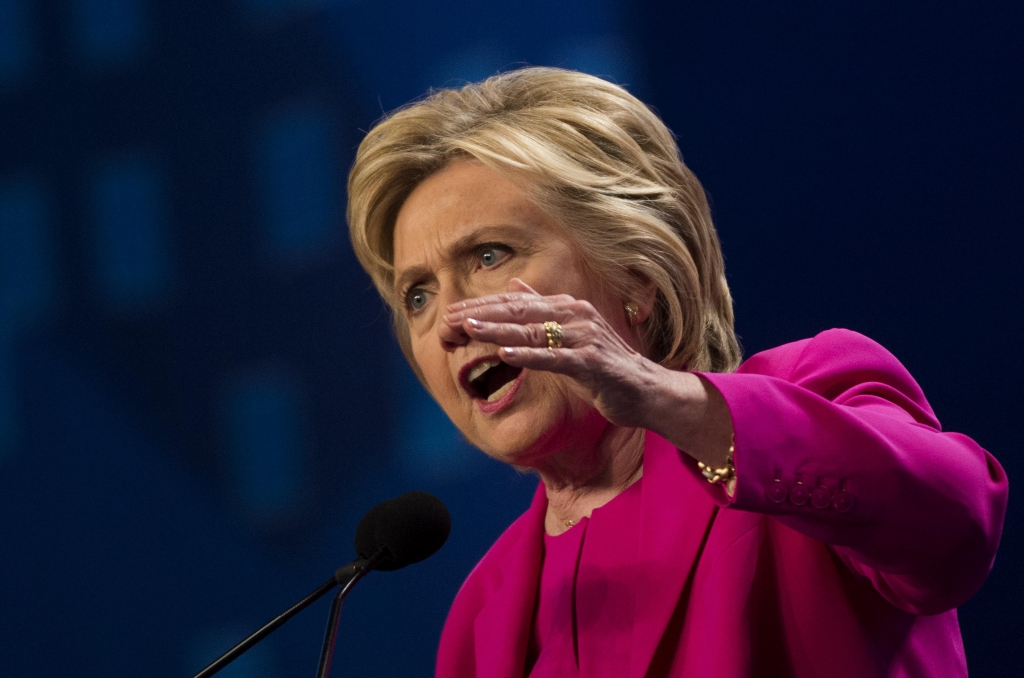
[462,358,524,403]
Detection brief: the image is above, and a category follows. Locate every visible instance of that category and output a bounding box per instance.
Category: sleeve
[696,328,1009,615]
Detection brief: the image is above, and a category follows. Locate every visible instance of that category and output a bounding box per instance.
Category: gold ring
[543,321,563,349]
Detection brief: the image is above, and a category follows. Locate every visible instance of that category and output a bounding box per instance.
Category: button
[811,486,832,509]
[789,482,809,506]
[767,480,788,503]
[833,491,854,513]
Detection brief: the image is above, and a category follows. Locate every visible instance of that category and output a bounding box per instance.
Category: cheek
[521,371,593,426]
[411,341,464,415]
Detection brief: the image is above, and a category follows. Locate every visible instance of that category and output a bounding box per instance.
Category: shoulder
[739,328,918,389]
[443,489,543,618]
[458,508,535,596]
[735,328,937,425]
[737,328,891,378]
[437,496,543,674]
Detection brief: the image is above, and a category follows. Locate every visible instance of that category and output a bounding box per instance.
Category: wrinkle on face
[392,159,622,467]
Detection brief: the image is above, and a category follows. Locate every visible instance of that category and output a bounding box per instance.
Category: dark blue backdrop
[0,1,1019,675]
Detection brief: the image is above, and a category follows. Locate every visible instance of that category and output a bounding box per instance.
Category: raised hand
[442,278,668,431]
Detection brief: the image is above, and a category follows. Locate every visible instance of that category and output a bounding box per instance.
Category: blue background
[0,0,1020,675]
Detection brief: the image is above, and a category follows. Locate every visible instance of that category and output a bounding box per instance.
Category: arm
[647,328,1008,614]
[448,286,1008,614]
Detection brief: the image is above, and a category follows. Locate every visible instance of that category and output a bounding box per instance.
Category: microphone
[355,490,452,570]
[192,491,451,678]
[317,491,451,677]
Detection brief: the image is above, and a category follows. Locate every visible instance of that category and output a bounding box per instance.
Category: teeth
[467,360,499,383]
[486,379,515,402]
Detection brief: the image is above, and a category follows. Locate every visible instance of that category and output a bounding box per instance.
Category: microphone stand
[315,549,388,678]
[192,550,388,678]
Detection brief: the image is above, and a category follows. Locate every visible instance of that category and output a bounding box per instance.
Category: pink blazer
[435,329,1008,678]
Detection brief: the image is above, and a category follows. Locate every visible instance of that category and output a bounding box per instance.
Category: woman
[346,68,1008,677]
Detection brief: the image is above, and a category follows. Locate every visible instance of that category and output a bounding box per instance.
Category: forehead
[393,160,549,270]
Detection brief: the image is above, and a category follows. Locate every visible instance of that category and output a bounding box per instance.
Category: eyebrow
[393,223,532,295]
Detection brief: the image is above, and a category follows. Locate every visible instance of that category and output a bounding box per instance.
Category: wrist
[642,367,734,469]
[639,365,705,442]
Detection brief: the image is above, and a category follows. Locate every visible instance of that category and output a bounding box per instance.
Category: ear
[629,274,659,324]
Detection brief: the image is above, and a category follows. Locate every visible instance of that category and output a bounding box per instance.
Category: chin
[468,396,595,468]
[463,410,549,464]
[444,371,600,467]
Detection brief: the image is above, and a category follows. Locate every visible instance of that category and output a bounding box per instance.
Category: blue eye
[479,245,510,268]
[407,288,430,311]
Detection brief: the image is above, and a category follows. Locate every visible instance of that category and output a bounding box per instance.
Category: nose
[437,286,471,352]
[438,316,469,352]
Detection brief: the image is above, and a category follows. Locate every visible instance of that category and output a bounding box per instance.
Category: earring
[624,301,640,325]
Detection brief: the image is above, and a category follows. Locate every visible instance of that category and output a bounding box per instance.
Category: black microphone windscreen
[354,491,451,571]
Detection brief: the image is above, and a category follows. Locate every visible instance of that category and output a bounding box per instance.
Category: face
[392,160,629,466]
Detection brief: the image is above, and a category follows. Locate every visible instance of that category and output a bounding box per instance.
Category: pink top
[436,329,1009,678]
[526,478,644,678]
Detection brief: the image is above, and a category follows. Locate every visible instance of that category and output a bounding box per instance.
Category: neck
[536,424,645,536]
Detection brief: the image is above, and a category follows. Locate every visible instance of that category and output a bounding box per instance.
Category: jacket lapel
[473,482,547,678]
[469,433,718,678]
[629,433,719,678]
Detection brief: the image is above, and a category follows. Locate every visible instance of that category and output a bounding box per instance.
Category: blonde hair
[347,67,741,373]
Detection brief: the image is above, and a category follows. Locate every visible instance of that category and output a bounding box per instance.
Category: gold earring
[624,301,639,325]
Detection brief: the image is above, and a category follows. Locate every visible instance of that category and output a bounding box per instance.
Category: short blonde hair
[347,67,741,373]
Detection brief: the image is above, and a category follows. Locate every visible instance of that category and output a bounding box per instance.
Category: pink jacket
[436,329,1008,678]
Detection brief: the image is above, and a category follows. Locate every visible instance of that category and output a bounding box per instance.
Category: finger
[498,345,591,379]
[465,319,573,349]
[447,291,540,314]
[446,296,581,326]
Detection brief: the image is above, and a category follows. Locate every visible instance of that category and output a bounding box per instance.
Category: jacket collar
[628,432,719,677]
[470,432,718,678]
[472,481,546,678]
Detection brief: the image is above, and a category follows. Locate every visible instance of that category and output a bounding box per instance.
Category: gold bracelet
[697,441,735,486]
